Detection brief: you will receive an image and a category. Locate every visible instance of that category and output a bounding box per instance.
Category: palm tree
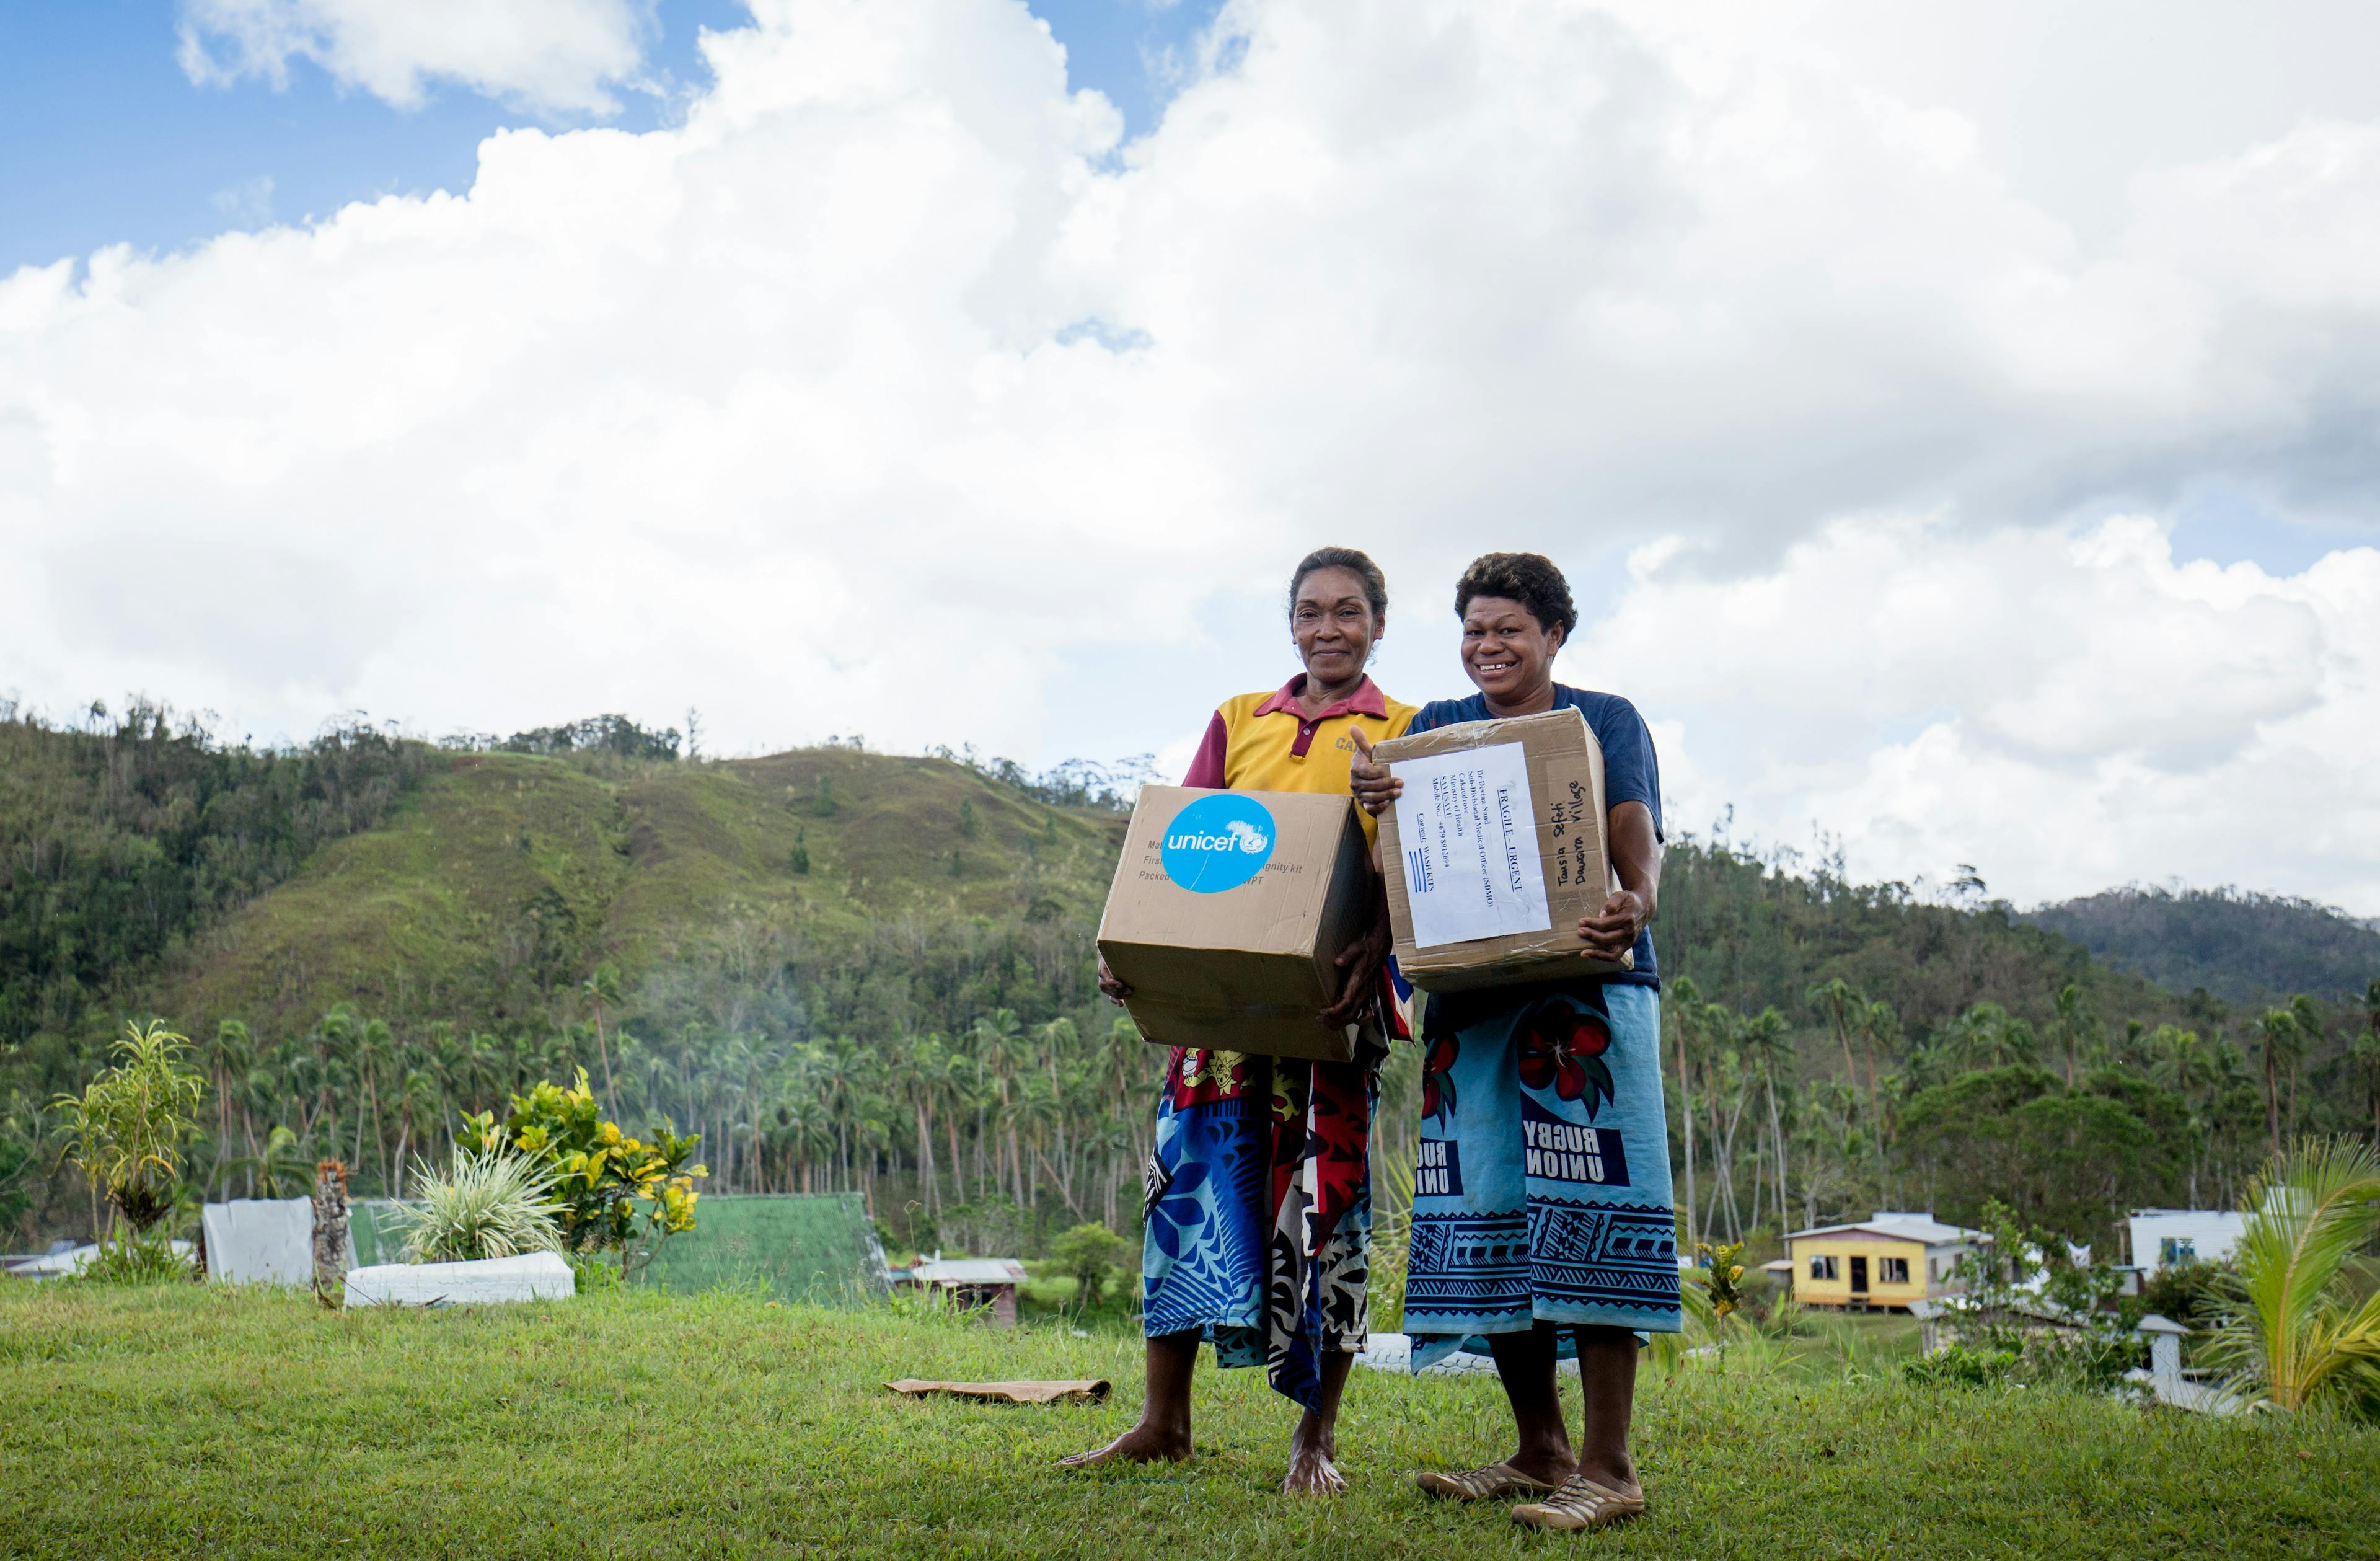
[1667,976,1704,1247]
[220,1123,313,1200]
[1794,1081,1868,1230]
[1738,1006,1794,1232]
[971,1009,1028,1203]
[391,1066,442,1198]
[2351,983,2380,1148]
[1942,1002,2037,1072]
[2258,1009,2301,1162]
[2150,1024,2217,1205]
[582,963,625,1120]
[2052,982,2094,1087]
[1099,1012,1148,1174]
[899,1032,952,1215]
[1858,999,1898,1113]
[2209,1137,2380,1413]
[312,1004,363,1149]
[1695,1006,1752,1243]
[2286,995,2326,1142]
[1807,978,1874,1123]
[210,1019,260,1194]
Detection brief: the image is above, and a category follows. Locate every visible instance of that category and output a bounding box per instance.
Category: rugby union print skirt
[1403,979,1680,1369]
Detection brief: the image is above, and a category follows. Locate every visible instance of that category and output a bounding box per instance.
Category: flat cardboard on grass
[1374,705,1633,993]
[1096,785,1368,1062]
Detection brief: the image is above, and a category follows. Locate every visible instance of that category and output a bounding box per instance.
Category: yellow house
[1784,1211,1985,1312]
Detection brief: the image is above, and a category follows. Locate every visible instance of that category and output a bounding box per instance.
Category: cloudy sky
[4,1,2378,914]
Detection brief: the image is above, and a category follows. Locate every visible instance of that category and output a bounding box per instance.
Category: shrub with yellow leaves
[1696,1239,1748,1320]
[460,1069,707,1278]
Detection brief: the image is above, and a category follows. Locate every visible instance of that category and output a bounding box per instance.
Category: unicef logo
[1160,794,1276,893]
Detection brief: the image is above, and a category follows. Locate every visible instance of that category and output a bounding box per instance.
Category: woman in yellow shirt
[1062,547,1416,1494]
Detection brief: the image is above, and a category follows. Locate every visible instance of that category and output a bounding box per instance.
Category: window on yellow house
[1880,1256,1910,1285]
[1809,1254,1839,1281]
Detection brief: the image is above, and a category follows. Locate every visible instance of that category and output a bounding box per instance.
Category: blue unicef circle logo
[1161,794,1277,893]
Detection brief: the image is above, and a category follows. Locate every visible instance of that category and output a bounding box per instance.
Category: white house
[2127,1209,2246,1276]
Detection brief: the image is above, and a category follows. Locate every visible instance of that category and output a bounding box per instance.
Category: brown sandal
[1416,1462,1558,1501]
[1510,1474,1649,1531]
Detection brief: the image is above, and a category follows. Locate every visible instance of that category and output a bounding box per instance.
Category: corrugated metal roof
[1785,1210,1984,1245]
[911,1257,1026,1285]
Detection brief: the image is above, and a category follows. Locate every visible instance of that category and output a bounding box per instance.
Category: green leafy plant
[2135,1257,2233,1332]
[2029,1247,2141,1387]
[390,1147,565,1262]
[80,1222,195,1283]
[1697,1239,1748,1319]
[2206,1136,2380,1414]
[1904,1344,2019,1387]
[0,1097,36,1234]
[1648,1254,1719,1376]
[1367,1149,1416,1332]
[50,1020,206,1236]
[220,1124,315,1200]
[461,1069,705,1277]
[1050,1221,1129,1309]
[1940,1200,2030,1356]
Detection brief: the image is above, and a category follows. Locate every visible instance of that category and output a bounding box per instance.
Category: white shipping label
[1391,741,1552,948]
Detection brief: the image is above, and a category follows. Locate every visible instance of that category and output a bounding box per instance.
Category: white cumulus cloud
[1585,517,2380,911]
[5,0,2380,913]
[176,0,658,116]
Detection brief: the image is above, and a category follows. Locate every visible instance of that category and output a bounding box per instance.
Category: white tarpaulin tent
[201,1197,315,1286]
[343,1251,574,1307]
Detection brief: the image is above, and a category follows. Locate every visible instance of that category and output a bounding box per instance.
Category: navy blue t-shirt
[1406,684,1664,988]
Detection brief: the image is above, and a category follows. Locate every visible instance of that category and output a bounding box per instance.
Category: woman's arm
[1319,867,1393,1027]
[1577,799,1660,961]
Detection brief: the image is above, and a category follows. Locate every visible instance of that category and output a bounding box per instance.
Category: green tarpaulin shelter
[345,1193,889,1304]
[641,1193,891,1302]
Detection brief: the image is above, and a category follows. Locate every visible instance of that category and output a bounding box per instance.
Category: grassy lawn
[2,1285,2373,1559]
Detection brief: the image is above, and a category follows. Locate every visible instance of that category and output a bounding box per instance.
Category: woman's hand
[1348,728,1401,816]
[1320,877,1394,1027]
[1096,955,1132,1006]
[1578,800,1662,962]
[1577,889,1650,961]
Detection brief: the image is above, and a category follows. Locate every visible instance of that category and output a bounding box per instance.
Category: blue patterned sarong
[1142,1090,1269,1340]
[1140,1046,1377,1411]
[1404,980,1679,1369]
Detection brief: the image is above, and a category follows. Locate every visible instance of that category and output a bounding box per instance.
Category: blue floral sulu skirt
[1403,980,1680,1369]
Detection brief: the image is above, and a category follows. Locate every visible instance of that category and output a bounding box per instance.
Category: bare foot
[1504,1448,1579,1489]
[1283,1417,1347,1495]
[1567,1453,1638,1498]
[1059,1420,1191,1470]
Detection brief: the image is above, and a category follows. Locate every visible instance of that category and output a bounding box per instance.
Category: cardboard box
[1096,785,1370,1062]
[1374,705,1633,993]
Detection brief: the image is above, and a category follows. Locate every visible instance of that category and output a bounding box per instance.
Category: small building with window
[1784,1211,1986,1312]
[2126,1209,2245,1276]
[894,1255,1028,1327]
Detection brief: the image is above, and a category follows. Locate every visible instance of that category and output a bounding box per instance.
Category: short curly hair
[1454,552,1576,639]
[1288,546,1390,624]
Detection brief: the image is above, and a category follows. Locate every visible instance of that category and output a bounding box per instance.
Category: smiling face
[1460,594,1564,707]
[1291,565,1382,691]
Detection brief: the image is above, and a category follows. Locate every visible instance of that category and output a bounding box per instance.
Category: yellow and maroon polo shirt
[1181,674,1417,846]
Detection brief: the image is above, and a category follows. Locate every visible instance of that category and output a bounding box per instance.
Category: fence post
[312,1160,350,1308]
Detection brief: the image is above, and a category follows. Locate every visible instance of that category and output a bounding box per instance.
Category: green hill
[156,743,1126,1041]
[6,705,2377,1258]
[2027,886,2380,1007]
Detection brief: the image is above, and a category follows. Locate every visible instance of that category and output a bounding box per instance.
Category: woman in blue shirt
[1350,551,1678,1532]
